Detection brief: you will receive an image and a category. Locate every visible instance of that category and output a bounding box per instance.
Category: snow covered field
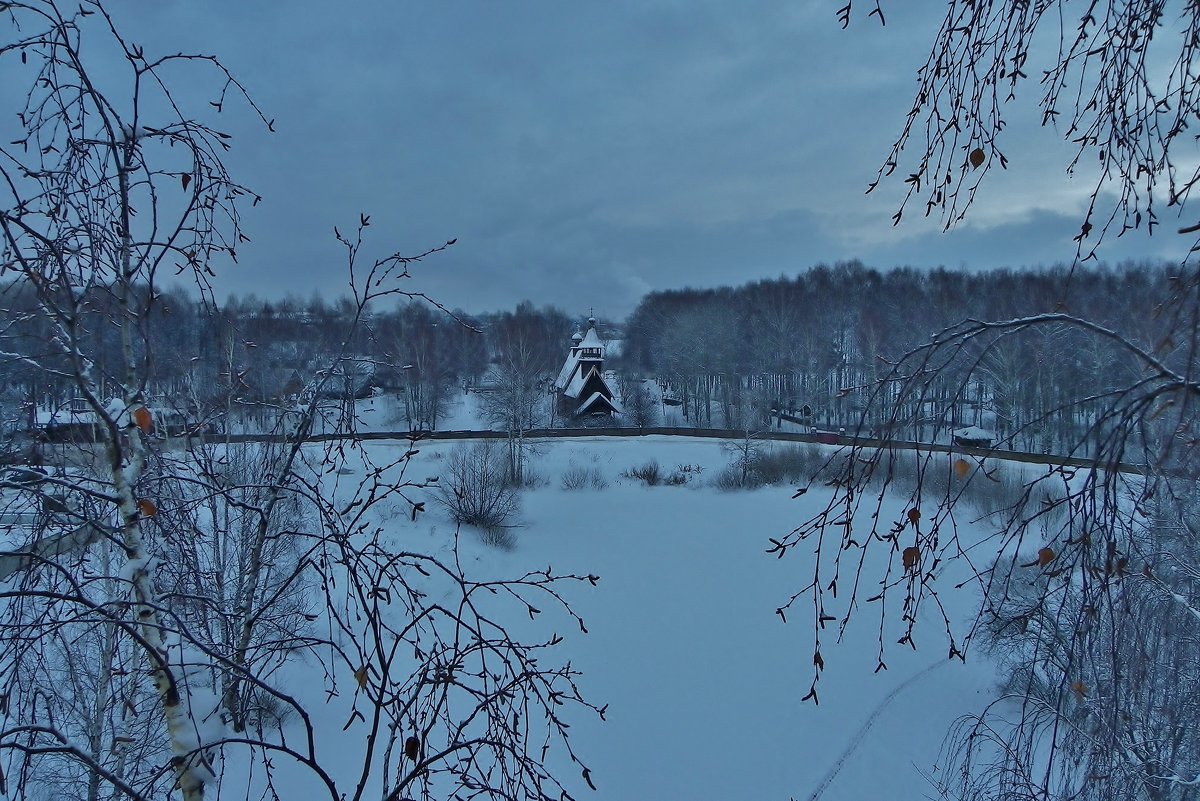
[299,435,1001,801]
[2,392,1012,800]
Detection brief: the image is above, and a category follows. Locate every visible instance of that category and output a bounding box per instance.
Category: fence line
[207,426,1143,475]
[4,426,1146,576]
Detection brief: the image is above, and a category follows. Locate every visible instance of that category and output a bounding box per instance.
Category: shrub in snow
[747,444,822,485]
[621,459,695,486]
[510,464,547,490]
[716,443,834,490]
[560,464,608,490]
[665,464,700,485]
[622,459,663,486]
[243,687,294,732]
[714,464,746,491]
[435,441,520,545]
[863,451,1038,521]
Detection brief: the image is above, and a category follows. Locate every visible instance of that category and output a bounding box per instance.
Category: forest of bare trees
[3,256,1176,467]
[0,4,601,800]
[624,260,1175,454]
[798,4,1200,800]
[0,286,591,447]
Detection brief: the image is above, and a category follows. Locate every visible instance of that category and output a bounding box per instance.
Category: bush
[510,466,547,490]
[716,443,832,489]
[560,464,608,490]
[621,460,696,487]
[714,465,745,491]
[622,459,663,486]
[245,687,295,732]
[754,444,828,485]
[435,442,520,546]
[868,451,1052,523]
[667,464,701,485]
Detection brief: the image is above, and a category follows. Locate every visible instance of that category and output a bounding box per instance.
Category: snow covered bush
[622,459,663,485]
[715,443,827,490]
[713,464,746,491]
[436,441,521,544]
[560,464,608,490]
[748,444,824,485]
[149,441,315,732]
[621,459,693,486]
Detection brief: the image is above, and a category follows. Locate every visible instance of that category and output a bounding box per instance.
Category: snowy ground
[295,435,1002,801]
[8,395,1008,799]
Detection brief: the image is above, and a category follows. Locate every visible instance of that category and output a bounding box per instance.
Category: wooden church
[553,316,620,418]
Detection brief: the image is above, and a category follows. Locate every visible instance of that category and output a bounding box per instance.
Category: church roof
[564,364,595,399]
[578,325,604,353]
[576,391,621,416]
[554,351,580,392]
[554,319,605,390]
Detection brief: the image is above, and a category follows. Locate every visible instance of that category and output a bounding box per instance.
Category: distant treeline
[4,261,1185,454]
[0,279,586,433]
[620,260,1183,452]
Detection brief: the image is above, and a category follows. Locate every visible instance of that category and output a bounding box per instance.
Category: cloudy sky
[89,2,1177,317]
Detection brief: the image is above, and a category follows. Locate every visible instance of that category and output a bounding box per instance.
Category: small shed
[953,426,995,448]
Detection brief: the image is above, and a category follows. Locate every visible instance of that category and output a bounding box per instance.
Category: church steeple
[576,314,604,360]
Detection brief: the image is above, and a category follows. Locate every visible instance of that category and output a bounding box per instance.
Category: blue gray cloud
[92,2,1182,318]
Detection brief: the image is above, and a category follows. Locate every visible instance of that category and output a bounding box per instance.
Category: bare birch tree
[773,5,1200,799]
[0,5,599,801]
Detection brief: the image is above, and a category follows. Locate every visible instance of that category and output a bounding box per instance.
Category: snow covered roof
[576,391,621,416]
[578,326,604,353]
[36,400,121,427]
[34,410,68,426]
[35,399,189,432]
[554,351,581,392]
[953,426,995,440]
[555,315,612,401]
[564,365,593,399]
[953,426,995,447]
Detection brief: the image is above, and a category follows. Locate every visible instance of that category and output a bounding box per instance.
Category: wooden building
[553,316,620,418]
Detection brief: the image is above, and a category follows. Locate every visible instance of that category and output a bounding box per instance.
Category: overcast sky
[100,2,1176,318]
